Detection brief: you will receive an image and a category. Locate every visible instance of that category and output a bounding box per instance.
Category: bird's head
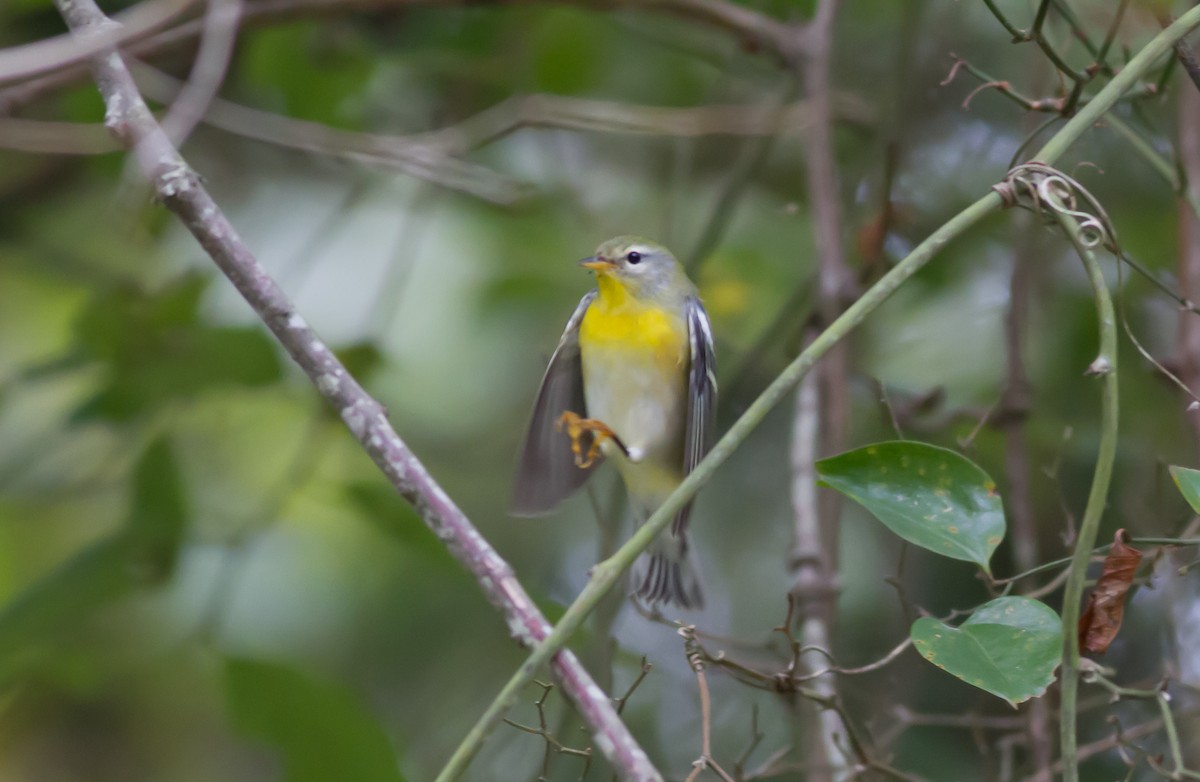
[579,236,688,301]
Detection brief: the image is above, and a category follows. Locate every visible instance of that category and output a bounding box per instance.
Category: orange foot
[555,411,628,468]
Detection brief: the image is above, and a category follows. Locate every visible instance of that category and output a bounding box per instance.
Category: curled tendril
[993,162,1200,406]
[994,162,1117,250]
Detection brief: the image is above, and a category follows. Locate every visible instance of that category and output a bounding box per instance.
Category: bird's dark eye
[626,251,642,265]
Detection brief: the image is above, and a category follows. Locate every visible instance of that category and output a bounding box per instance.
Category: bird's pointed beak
[579,256,616,272]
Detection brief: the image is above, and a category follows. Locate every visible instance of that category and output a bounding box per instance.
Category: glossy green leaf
[1169,465,1200,515]
[225,657,407,782]
[816,441,1005,572]
[911,597,1062,706]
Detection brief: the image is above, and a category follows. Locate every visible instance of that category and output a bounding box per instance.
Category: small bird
[512,236,717,608]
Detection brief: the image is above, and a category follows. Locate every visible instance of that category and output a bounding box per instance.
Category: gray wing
[674,296,718,536]
[511,291,599,516]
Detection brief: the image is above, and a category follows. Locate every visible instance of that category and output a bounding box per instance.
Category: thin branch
[52,2,660,781]
[734,705,765,779]
[681,628,736,782]
[503,682,593,779]
[0,0,197,87]
[133,65,870,202]
[1,0,802,111]
[130,63,529,204]
[158,0,242,147]
[788,330,845,780]
[1156,9,1200,94]
[0,117,117,154]
[686,78,801,271]
[801,0,851,605]
[412,91,872,150]
[1094,0,1131,77]
[613,657,653,716]
[1019,707,1200,782]
[942,56,1062,113]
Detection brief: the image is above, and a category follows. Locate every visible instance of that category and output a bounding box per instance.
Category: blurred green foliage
[2,1,1200,781]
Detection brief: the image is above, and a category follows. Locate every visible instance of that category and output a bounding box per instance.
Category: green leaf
[911,597,1062,706]
[335,342,384,383]
[1169,465,1200,515]
[225,657,407,782]
[816,441,1005,572]
[71,275,283,421]
[0,438,187,682]
[125,436,188,581]
[344,482,454,569]
[0,537,138,684]
[240,22,374,128]
[530,9,603,94]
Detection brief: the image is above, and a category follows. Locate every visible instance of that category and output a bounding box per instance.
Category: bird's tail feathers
[635,536,703,609]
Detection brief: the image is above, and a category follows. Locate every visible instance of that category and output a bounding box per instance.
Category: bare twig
[1156,9,1200,94]
[0,0,197,87]
[2,0,803,111]
[681,627,737,782]
[53,2,659,780]
[134,65,870,202]
[503,681,593,780]
[686,78,802,271]
[130,63,528,204]
[734,705,765,779]
[613,657,653,716]
[1018,707,1200,782]
[159,0,242,146]
[0,118,117,154]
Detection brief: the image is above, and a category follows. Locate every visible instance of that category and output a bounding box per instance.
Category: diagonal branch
[51,2,660,781]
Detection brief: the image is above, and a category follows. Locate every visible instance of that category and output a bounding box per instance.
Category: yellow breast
[579,275,688,365]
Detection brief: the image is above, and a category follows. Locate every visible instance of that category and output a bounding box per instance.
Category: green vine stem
[437,9,1200,781]
[1052,208,1119,782]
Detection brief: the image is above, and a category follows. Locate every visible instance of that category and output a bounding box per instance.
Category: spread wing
[674,296,717,536]
[511,291,599,516]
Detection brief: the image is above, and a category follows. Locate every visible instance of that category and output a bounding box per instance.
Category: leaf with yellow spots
[910,597,1062,706]
[816,441,1006,572]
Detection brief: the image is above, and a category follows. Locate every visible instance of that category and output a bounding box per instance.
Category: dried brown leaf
[1078,529,1143,655]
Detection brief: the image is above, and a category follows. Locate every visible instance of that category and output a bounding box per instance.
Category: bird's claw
[556,411,623,468]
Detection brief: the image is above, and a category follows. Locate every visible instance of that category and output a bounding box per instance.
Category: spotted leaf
[911,597,1062,706]
[816,441,1005,572]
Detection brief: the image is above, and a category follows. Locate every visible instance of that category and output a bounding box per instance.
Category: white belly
[580,343,686,463]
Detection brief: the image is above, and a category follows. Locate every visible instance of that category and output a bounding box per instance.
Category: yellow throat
[580,273,687,363]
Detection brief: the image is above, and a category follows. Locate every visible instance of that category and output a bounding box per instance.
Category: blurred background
[2,0,1200,779]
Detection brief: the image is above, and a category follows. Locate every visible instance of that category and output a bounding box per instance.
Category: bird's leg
[556,411,629,467]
